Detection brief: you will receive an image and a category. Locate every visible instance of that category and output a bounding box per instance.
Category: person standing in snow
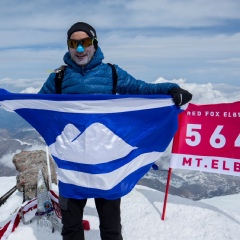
[39,22,192,240]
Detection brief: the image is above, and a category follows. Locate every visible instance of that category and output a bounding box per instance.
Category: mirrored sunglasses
[67,37,94,49]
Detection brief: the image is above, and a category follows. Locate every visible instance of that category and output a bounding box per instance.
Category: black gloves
[169,87,192,106]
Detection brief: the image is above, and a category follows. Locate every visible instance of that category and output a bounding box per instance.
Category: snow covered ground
[1,177,240,240]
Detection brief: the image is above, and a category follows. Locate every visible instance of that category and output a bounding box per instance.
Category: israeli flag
[0,89,182,199]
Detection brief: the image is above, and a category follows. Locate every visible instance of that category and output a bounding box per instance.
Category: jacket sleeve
[38,72,56,94]
[115,65,179,95]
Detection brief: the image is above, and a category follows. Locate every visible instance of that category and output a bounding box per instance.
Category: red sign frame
[170,102,240,176]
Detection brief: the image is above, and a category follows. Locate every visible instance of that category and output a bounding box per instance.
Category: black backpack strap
[107,63,118,94]
[54,64,118,94]
[54,65,67,94]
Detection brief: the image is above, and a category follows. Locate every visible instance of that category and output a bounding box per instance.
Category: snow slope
[1,177,240,240]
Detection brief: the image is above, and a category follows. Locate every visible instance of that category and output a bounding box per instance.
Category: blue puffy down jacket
[39,47,179,94]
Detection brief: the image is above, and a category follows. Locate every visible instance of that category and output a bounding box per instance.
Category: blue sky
[0,0,240,92]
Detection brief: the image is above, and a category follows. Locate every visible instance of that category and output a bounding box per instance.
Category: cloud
[0,0,239,89]
[154,78,240,104]
[0,48,64,91]
[13,77,240,106]
[208,58,240,64]
[0,77,43,88]
[20,87,40,93]
[101,33,240,85]
[1,1,240,32]
[125,0,240,27]
[0,144,46,170]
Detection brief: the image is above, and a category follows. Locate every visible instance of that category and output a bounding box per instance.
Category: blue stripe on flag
[53,150,141,174]
[58,162,154,200]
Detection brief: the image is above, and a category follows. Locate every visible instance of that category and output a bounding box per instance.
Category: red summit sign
[170,101,240,176]
[162,101,240,221]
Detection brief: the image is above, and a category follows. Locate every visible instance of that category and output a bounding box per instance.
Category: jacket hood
[63,46,104,72]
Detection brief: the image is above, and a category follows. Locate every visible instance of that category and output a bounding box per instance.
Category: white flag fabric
[0,89,182,199]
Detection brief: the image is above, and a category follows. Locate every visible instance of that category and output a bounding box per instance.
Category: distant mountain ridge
[0,109,31,132]
[0,110,45,176]
[138,163,240,200]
